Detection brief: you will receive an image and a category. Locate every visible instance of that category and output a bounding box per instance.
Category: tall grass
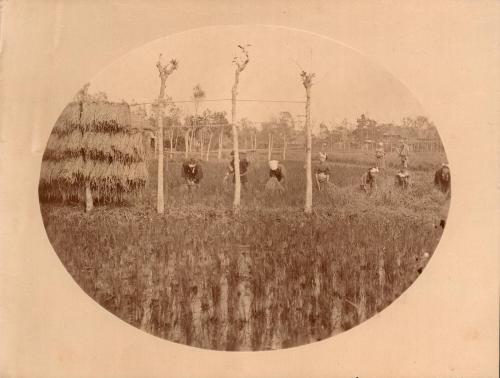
[40,156,449,350]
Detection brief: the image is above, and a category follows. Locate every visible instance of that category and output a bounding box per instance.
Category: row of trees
[318,114,439,145]
[135,97,300,160]
[139,103,439,159]
[149,48,438,215]
[151,47,314,214]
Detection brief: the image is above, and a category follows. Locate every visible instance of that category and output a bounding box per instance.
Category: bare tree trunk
[199,129,204,158]
[304,79,313,214]
[85,181,93,212]
[218,128,223,161]
[157,107,165,213]
[189,127,195,153]
[232,70,242,213]
[155,56,178,214]
[206,132,213,161]
[268,133,272,161]
[170,128,174,159]
[283,134,287,160]
[271,134,274,158]
[174,128,179,150]
[184,130,190,158]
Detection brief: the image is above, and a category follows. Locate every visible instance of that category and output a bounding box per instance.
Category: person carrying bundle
[395,169,411,190]
[360,167,379,193]
[314,152,331,191]
[265,160,286,193]
[434,163,451,195]
[224,151,250,187]
[375,142,386,169]
[181,157,203,191]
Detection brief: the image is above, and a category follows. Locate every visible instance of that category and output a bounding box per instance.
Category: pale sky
[90,25,426,129]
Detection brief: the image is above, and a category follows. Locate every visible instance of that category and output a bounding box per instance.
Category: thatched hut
[39,100,148,210]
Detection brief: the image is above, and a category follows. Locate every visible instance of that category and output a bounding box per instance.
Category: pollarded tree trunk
[155,56,178,214]
[302,71,314,214]
[305,85,312,213]
[232,70,242,213]
[231,45,250,213]
[157,104,165,213]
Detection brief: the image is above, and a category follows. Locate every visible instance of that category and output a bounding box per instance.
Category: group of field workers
[181,151,288,194]
[180,139,450,197]
[359,139,450,195]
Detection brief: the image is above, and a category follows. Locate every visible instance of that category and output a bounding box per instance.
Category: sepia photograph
[1,1,498,377]
[38,26,451,351]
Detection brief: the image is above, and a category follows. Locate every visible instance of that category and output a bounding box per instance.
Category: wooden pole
[77,84,94,213]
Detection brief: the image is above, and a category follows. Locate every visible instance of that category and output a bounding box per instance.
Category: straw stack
[39,100,148,204]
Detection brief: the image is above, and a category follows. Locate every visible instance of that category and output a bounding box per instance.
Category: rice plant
[40,155,449,350]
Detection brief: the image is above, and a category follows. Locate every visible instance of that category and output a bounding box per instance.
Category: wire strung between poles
[130,98,306,106]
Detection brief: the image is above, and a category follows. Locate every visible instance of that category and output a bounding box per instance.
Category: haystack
[39,100,148,206]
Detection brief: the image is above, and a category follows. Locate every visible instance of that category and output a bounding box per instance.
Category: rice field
[39,155,450,350]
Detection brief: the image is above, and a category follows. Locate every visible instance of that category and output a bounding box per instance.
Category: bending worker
[182,157,203,190]
[434,163,451,195]
[360,167,379,193]
[265,160,286,193]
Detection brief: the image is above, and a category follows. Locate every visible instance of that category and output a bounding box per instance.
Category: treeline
[131,97,441,156]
